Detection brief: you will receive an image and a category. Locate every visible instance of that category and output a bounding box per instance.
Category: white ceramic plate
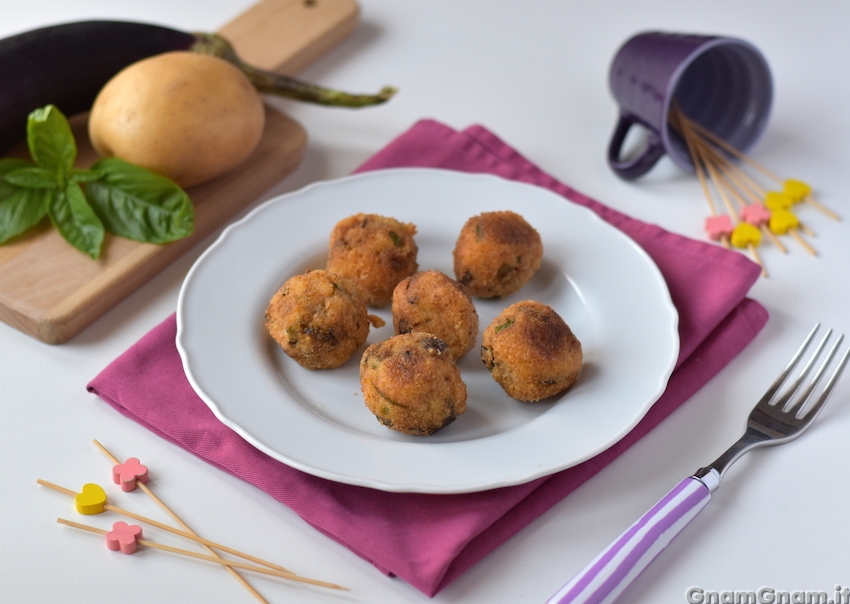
[176,168,679,493]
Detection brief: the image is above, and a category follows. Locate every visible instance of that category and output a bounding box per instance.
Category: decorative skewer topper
[105,521,143,554]
[111,457,149,492]
[670,105,834,274]
[74,483,107,515]
[704,215,733,241]
[729,222,761,249]
[740,203,770,226]
[38,440,349,600]
[783,178,811,202]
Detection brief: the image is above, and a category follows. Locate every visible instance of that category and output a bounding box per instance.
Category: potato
[88,51,265,188]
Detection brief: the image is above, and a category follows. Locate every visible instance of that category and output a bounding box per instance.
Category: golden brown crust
[327,213,418,307]
[391,270,479,360]
[481,300,582,402]
[265,269,374,370]
[360,332,467,435]
[453,210,543,299]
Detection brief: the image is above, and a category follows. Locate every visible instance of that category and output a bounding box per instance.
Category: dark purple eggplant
[0,20,396,155]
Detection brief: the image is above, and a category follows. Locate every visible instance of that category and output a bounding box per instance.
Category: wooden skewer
[91,443,290,574]
[673,107,714,213]
[695,134,768,274]
[701,146,740,221]
[36,479,289,575]
[675,108,767,276]
[798,221,816,238]
[56,519,348,591]
[672,105,731,249]
[687,119,783,182]
[720,172,788,254]
[789,228,818,256]
[703,152,787,254]
[691,134,766,197]
[705,163,767,275]
[806,194,840,221]
[688,126,816,254]
[673,106,826,263]
[38,478,93,497]
[700,137,818,241]
[762,223,787,254]
[91,441,270,604]
[716,162,762,203]
[747,242,766,274]
[686,115,839,220]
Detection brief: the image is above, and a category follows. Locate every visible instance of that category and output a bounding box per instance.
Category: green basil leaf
[87,157,194,244]
[69,168,102,184]
[0,158,34,197]
[0,158,49,243]
[3,166,59,188]
[27,105,76,176]
[0,187,50,244]
[48,183,104,258]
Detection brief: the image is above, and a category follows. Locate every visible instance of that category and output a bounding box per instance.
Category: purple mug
[607,31,773,180]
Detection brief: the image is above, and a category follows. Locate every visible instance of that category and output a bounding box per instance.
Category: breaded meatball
[265,270,383,370]
[360,332,467,435]
[392,270,479,360]
[453,210,543,299]
[481,300,582,402]
[327,213,418,307]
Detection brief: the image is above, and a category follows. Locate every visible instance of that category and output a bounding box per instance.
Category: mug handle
[607,113,665,180]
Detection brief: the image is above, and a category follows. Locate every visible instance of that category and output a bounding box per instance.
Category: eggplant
[0,20,396,155]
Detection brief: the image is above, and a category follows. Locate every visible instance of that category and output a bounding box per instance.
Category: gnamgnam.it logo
[685,585,850,604]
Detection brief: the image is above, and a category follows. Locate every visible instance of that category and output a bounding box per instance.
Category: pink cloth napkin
[87,119,768,597]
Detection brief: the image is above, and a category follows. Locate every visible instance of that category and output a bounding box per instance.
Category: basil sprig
[0,105,194,258]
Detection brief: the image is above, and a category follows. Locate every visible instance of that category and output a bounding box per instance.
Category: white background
[1,1,849,603]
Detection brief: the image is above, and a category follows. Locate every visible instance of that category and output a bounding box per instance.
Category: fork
[547,323,850,604]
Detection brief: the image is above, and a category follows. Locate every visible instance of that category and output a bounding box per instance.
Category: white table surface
[2,1,849,603]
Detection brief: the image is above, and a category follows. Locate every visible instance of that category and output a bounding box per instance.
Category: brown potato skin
[89,51,265,188]
[360,332,467,435]
[392,270,479,360]
[453,210,543,299]
[326,213,418,307]
[265,270,380,370]
[481,300,582,402]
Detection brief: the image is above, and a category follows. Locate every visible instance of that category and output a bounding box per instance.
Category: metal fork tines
[697,323,850,489]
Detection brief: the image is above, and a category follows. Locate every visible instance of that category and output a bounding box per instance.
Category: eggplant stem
[189,32,396,107]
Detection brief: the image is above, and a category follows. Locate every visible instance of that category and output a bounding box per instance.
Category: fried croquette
[453,210,543,299]
[265,270,384,370]
[327,213,418,307]
[360,332,467,435]
[392,270,479,360]
[481,300,582,402]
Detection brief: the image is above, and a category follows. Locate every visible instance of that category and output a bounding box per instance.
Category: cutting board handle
[217,0,359,74]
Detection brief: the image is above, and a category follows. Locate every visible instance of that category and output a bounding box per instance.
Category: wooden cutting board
[0,0,359,344]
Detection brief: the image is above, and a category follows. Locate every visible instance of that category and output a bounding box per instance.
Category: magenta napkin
[88,119,768,597]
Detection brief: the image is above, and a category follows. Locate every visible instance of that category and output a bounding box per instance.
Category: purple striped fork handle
[547,476,712,604]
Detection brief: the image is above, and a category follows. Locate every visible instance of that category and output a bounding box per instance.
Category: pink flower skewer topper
[704,215,734,241]
[112,458,149,492]
[105,521,143,554]
[740,203,770,226]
